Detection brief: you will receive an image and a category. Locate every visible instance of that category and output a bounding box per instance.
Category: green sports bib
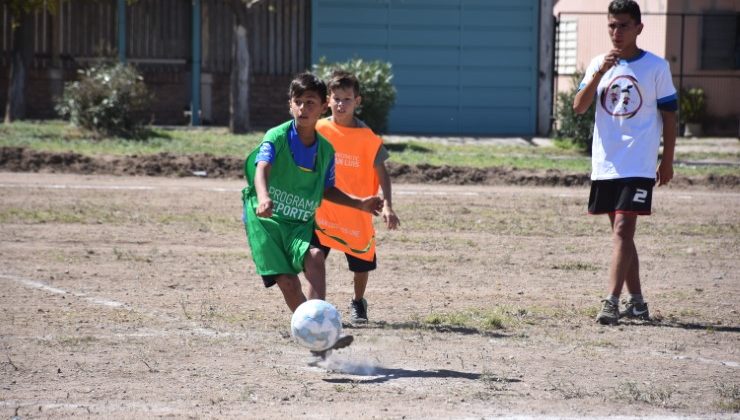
[242,121,334,275]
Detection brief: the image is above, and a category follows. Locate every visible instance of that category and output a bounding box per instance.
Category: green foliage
[313,57,397,133]
[2,0,57,17]
[554,71,594,153]
[55,61,152,138]
[679,87,706,124]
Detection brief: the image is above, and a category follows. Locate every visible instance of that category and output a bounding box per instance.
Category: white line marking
[2,273,131,308]
[671,355,739,368]
[0,182,485,196]
[396,190,480,196]
[0,273,268,340]
[10,276,69,295]
[2,181,738,200]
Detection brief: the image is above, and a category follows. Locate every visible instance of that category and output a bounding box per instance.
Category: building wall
[665,0,739,128]
[554,0,668,92]
[553,0,739,134]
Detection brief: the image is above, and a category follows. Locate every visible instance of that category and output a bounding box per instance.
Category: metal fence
[554,11,739,134]
[0,0,311,75]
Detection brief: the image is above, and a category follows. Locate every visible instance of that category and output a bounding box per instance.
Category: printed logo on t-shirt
[600,75,643,119]
[335,152,360,168]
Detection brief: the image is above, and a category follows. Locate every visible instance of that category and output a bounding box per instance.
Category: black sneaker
[596,299,619,325]
[350,298,368,324]
[620,300,650,320]
[310,335,354,360]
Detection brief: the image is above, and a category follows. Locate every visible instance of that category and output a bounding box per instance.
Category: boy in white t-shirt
[573,0,677,325]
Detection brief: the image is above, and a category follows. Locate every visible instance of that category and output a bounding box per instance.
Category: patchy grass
[0,205,121,224]
[3,120,737,176]
[547,380,594,399]
[0,202,237,233]
[551,261,600,271]
[715,383,740,412]
[615,381,675,407]
[479,369,511,392]
[57,335,99,348]
[0,120,261,156]
[422,307,526,331]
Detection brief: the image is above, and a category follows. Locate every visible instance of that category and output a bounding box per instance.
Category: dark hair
[327,70,361,97]
[288,72,327,102]
[608,0,641,24]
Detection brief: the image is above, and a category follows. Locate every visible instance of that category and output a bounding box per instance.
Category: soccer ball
[290,299,342,351]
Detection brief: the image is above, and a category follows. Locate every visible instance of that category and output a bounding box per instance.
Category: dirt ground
[0,172,738,419]
[2,146,739,189]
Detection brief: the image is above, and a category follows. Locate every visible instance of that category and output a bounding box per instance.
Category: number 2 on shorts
[633,188,648,203]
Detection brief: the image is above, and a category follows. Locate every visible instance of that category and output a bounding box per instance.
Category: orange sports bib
[315,118,382,261]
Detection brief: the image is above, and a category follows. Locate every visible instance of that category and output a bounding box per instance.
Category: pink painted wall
[554,0,739,133]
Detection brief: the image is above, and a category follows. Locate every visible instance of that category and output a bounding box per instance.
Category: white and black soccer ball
[290,299,342,351]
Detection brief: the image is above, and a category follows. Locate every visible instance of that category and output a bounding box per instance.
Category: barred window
[555,19,578,75]
[701,13,740,70]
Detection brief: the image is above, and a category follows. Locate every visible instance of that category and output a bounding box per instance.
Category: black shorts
[260,232,324,288]
[588,177,655,215]
[310,234,377,273]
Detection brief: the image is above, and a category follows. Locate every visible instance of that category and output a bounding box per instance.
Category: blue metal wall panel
[312,0,539,135]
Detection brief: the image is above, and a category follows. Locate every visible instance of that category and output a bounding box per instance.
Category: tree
[227,0,262,134]
[1,0,57,123]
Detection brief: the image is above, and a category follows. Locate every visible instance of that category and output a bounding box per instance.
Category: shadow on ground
[323,367,522,385]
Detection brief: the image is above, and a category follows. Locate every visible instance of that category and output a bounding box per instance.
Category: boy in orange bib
[314,70,400,324]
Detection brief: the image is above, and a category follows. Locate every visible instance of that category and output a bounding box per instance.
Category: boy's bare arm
[657,110,677,186]
[375,162,400,229]
[254,161,274,217]
[324,187,382,215]
[573,49,620,114]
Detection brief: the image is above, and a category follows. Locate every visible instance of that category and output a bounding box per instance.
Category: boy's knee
[612,224,635,242]
[276,275,300,292]
[306,247,325,265]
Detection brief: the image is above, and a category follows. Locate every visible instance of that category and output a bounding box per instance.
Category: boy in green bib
[242,73,382,353]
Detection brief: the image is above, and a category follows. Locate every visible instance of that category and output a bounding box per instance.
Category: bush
[554,71,594,153]
[55,61,152,137]
[313,57,396,133]
[679,87,706,124]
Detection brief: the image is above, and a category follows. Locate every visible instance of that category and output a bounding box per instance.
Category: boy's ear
[355,95,362,107]
[637,22,643,35]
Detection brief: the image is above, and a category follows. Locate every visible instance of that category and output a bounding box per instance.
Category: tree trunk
[230,21,251,133]
[4,12,35,123]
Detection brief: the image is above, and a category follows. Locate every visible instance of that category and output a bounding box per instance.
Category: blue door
[312,0,540,135]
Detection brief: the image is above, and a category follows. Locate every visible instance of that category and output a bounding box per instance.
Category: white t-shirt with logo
[580,50,677,180]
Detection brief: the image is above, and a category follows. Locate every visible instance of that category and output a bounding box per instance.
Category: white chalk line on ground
[2,181,739,199]
[0,182,480,196]
[1,274,128,308]
[0,273,256,340]
[8,271,738,370]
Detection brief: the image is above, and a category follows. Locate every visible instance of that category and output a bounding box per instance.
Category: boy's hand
[256,198,274,217]
[382,205,400,230]
[656,161,673,186]
[359,196,383,216]
[599,49,621,74]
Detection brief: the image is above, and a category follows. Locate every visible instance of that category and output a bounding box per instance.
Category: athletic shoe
[596,299,619,325]
[310,334,354,360]
[620,300,650,320]
[349,298,368,324]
